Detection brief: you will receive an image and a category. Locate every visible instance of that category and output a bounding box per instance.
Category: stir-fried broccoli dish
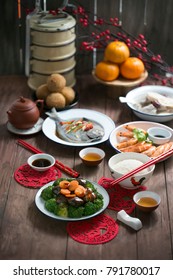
[41,178,104,218]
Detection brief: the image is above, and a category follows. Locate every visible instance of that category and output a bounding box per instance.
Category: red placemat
[14,163,62,188]
[67,213,119,245]
[98,177,147,214]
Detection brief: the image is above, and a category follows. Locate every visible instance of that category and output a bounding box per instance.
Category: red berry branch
[69,4,173,86]
[25,2,173,85]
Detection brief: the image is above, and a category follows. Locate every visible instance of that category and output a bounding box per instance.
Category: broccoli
[45,198,57,212]
[83,199,103,216]
[41,185,54,201]
[94,198,104,210]
[68,205,84,218]
[54,202,68,217]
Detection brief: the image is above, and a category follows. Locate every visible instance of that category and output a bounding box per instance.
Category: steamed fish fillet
[46,108,104,143]
[56,118,104,143]
[147,92,173,110]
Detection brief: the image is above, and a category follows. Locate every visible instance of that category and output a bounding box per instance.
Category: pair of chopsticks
[17,139,80,178]
[106,148,173,187]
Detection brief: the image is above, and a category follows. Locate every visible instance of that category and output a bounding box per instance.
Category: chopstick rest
[117,210,142,231]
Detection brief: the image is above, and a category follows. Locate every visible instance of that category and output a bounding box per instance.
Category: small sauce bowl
[79,147,105,166]
[147,127,172,145]
[27,153,55,172]
[133,191,161,213]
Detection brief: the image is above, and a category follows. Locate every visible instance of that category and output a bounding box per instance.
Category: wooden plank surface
[0,75,173,260]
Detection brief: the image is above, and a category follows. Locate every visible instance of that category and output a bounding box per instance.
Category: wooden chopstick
[109,148,173,186]
[17,139,80,178]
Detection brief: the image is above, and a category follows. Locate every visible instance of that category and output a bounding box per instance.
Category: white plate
[7,118,44,135]
[42,109,115,146]
[109,121,173,153]
[35,180,110,221]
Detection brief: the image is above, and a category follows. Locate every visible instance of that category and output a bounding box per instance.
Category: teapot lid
[11,96,36,111]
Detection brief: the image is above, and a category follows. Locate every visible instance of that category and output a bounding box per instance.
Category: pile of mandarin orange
[95,40,145,81]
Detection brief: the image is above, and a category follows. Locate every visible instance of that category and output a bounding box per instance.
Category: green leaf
[133,128,147,142]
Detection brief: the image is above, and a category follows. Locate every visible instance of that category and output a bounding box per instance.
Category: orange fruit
[120,57,145,79]
[104,41,130,63]
[95,61,120,81]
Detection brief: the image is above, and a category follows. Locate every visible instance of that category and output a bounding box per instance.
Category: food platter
[109,121,173,159]
[42,108,115,146]
[35,180,109,221]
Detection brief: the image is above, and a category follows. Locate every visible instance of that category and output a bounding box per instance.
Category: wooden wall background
[0,0,173,76]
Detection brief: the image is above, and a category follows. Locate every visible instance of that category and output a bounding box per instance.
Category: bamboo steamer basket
[27,12,76,90]
[30,55,76,74]
[30,13,76,46]
[31,39,76,60]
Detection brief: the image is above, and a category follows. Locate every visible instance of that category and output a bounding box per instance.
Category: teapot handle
[35,99,44,114]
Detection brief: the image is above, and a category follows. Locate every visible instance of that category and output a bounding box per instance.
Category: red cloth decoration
[67,214,119,245]
[14,164,61,188]
[98,177,147,214]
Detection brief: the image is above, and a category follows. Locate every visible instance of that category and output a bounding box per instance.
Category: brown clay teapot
[7,96,44,129]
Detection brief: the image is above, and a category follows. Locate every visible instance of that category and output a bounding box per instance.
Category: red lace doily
[14,164,62,188]
[98,177,147,214]
[67,213,119,245]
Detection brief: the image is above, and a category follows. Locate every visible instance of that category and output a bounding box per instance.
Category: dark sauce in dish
[32,158,51,167]
[154,135,165,138]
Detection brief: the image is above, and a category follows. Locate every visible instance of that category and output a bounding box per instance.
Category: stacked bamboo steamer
[27,12,76,91]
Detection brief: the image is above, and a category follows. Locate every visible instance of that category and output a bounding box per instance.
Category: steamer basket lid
[30,12,76,32]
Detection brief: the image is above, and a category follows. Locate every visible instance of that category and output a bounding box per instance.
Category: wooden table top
[0,75,173,260]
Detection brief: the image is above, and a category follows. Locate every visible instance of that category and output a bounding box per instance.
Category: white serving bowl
[108,152,155,189]
[147,126,172,145]
[27,153,55,172]
[133,191,161,212]
[109,121,173,154]
[79,147,105,166]
[123,85,173,122]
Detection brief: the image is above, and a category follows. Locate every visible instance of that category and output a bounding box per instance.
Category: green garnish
[133,128,148,142]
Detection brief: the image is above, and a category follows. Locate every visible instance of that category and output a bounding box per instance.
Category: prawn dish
[115,124,173,158]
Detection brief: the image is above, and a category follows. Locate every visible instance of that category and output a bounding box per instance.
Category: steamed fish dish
[46,108,104,143]
[134,91,173,114]
[56,118,104,143]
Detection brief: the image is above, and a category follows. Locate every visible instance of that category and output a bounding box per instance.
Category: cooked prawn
[116,131,134,138]
[116,138,138,149]
[120,141,152,153]
[152,142,173,158]
[123,124,147,134]
[142,146,156,157]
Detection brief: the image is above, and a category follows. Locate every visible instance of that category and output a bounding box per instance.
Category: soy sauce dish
[27,153,55,172]
[147,127,172,145]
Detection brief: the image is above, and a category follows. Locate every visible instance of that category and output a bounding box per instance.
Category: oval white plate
[42,108,115,146]
[109,121,173,154]
[35,180,110,221]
